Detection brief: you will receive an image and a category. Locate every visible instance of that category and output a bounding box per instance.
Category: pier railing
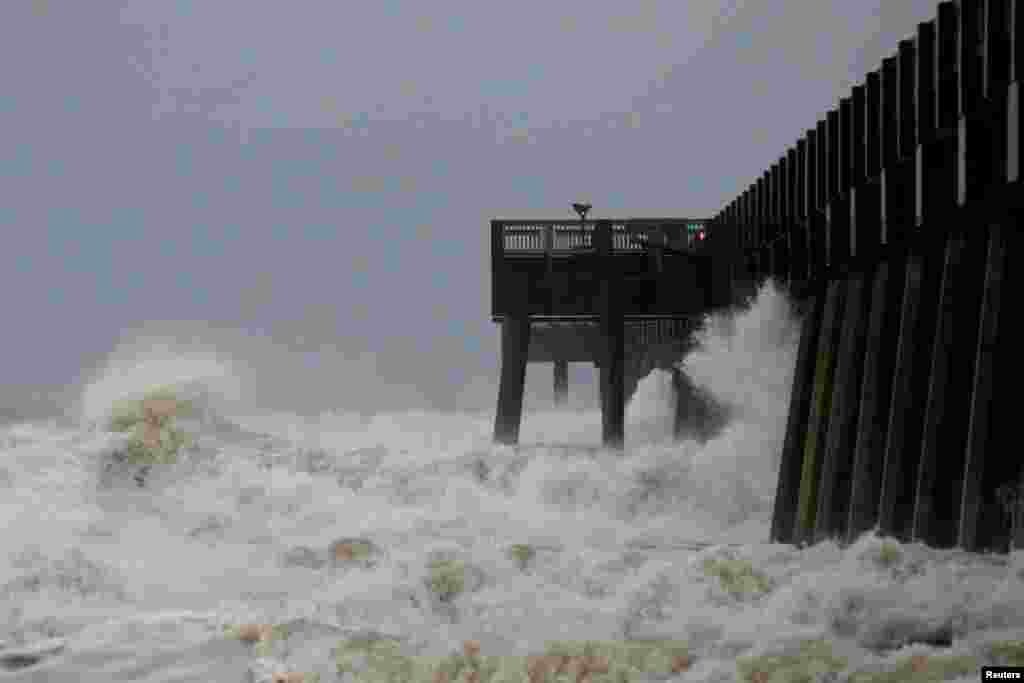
[491,218,712,322]
[494,219,707,257]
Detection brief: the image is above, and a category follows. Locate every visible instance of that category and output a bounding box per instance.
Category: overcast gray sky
[1,0,940,418]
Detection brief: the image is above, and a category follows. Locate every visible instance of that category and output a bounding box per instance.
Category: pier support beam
[913,228,985,548]
[815,269,871,542]
[552,362,569,405]
[493,315,531,445]
[771,294,824,544]
[596,220,625,449]
[671,366,731,445]
[794,279,846,545]
[846,257,904,542]
[878,240,943,539]
[671,368,703,442]
[958,224,1008,551]
[553,360,569,406]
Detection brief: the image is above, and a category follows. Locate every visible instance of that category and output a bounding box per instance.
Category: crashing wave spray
[75,338,243,432]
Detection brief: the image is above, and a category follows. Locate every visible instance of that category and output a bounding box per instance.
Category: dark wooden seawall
[489,0,1022,553]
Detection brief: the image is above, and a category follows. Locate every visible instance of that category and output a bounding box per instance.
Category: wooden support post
[671,367,695,441]
[493,314,531,445]
[912,227,984,548]
[805,129,823,281]
[846,257,905,542]
[958,223,1007,551]
[596,219,625,449]
[770,292,824,544]
[877,240,943,539]
[671,367,705,442]
[814,269,871,542]
[794,279,846,544]
[553,359,568,406]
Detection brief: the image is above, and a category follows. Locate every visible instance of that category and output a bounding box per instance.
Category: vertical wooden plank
[796,138,809,284]
[815,117,831,272]
[770,163,781,279]
[959,0,993,205]
[827,109,841,202]
[984,0,1011,98]
[914,218,986,548]
[937,2,960,132]
[757,174,767,279]
[1014,0,1023,86]
[771,291,825,544]
[866,71,883,179]
[794,279,847,543]
[887,42,919,246]
[815,269,871,542]
[877,237,943,540]
[779,154,791,286]
[912,234,963,546]
[738,189,748,297]
[805,130,820,281]
[851,85,867,187]
[860,71,884,260]
[846,256,905,542]
[985,0,1015,186]
[960,0,984,114]
[880,55,899,246]
[1008,70,1018,183]
[918,5,961,226]
[916,20,938,226]
[958,224,1007,550]
[849,84,867,259]
[749,187,757,296]
[787,143,799,286]
[881,56,899,171]
[840,97,854,194]
[817,119,829,213]
[899,39,919,160]
[752,181,761,284]
[898,39,919,243]
[755,174,765,280]
[830,101,852,266]
[727,202,738,305]
[917,21,938,141]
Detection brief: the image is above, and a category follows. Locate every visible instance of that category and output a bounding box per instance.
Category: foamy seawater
[1,283,1021,682]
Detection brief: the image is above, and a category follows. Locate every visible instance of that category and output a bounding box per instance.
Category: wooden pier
[488,0,1022,553]
[490,218,725,447]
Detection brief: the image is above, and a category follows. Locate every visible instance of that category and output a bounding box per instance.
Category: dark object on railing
[572,202,592,221]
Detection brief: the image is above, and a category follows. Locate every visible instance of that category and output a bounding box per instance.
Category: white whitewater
[0,281,1020,682]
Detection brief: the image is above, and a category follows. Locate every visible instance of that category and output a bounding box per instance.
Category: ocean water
[1,282,1021,682]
